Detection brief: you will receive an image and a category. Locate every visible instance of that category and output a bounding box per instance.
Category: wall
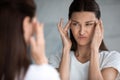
[35,0,120,57]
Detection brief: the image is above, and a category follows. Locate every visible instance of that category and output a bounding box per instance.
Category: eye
[71,22,79,27]
[85,23,94,27]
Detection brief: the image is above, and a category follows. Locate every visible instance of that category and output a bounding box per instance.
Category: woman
[0,0,60,80]
[49,0,120,80]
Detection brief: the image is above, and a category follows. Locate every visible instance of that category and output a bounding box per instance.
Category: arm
[59,48,70,80]
[30,19,48,65]
[89,50,118,80]
[57,19,72,80]
[25,19,60,80]
[89,20,118,80]
[101,67,118,80]
[89,49,104,80]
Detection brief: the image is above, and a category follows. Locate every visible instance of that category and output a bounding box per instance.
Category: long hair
[0,0,36,80]
[68,0,108,51]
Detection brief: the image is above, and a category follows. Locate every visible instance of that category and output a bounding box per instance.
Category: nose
[79,26,85,35]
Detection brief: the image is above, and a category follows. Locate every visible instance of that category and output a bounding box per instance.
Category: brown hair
[0,0,36,80]
[69,0,108,51]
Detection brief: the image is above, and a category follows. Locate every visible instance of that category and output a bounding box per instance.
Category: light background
[35,0,120,57]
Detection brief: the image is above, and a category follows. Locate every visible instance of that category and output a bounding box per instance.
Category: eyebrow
[71,19,95,23]
[71,19,79,23]
[86,21,95,23]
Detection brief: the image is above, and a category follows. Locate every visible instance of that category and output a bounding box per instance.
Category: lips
[79,36,86,38]
[78,36,87,40]
[79,36,87,38]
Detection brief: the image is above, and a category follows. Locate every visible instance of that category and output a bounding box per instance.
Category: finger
[30,36,36,49]
[99,20,104,35]
[32,17,37,34]
[36,23,45,44]
[57,19,64,35]
[95,20,103,39]
[32,18,44,37]
[32,20,45,44]
[100,20,104,39]
[32,18,37,34]
[36,22,44,38]
[94,22,100,35]
[64,20,71,32]
[58,18,63,29]
[59,18,63,27]
[95,21,104,40]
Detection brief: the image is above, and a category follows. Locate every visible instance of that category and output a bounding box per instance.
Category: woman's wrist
[63,47,70,54]
[90,49,99,60]
[35,55,48,65]
[91,48,99,54]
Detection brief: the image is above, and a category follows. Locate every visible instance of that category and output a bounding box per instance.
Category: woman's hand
[58,19,72,50]
[58,19,71,80]
[30,19,48,65]
[90,20,104,51]
[89,20,104,80]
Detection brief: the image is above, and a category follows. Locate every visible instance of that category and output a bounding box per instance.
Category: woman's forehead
[71,12,97,23]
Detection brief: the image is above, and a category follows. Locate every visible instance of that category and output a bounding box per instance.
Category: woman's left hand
[90,20,104,51]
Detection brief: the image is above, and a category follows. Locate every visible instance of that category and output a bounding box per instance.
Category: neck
[76,45,90,58]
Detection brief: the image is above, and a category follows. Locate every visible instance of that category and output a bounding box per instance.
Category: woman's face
[70,12,98,47]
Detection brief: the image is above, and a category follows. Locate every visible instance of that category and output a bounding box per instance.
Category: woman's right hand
[57,19,72,50]
[30,19,48,65]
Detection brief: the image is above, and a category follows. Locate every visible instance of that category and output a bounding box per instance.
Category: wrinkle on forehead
[71,11,97,23]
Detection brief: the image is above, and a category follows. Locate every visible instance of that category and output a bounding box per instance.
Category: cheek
[70,28,79,41]
[70,27,78,36]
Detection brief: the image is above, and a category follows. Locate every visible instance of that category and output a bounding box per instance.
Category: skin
[58,12,118,80]
[23,17,48,65]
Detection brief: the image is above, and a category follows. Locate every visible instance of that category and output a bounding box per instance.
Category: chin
[77,41,90,47]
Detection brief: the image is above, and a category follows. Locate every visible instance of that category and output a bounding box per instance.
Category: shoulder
[100,50,120,59]
[24,64,60,80]
[48,51,74,68]
[100,50,120,55]
[48,52,62,68]
[100,51,120,79]
[100,50,120,63]
[48,53,62,62]
[100,50,120,75]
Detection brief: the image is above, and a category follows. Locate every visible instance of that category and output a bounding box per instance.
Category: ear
[23,16,32,45]
[23,16,31,33]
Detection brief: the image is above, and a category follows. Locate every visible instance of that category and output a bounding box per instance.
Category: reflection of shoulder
[70,51,75,58]
[100,50,120,61]
[49,51,74,59]
[48,51,74,63]
[49,52,62,60]
[48,51,63,68]
[99,51,120,77]
[100,50,120,56]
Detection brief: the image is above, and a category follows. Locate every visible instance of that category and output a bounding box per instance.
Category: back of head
[0,0,36,80]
